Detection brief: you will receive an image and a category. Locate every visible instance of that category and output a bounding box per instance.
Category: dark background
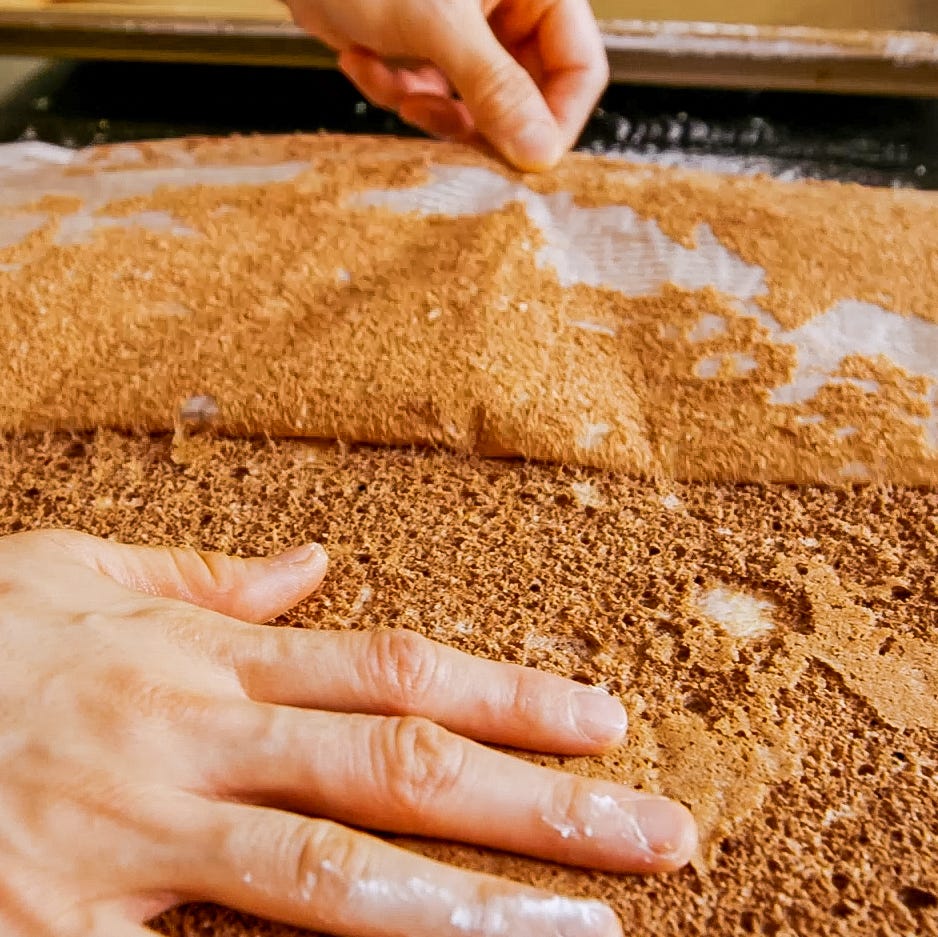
[1,58,936,189]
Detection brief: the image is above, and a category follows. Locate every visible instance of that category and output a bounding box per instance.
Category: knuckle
[373,716,467,813]
[466,57,532,120]
[309,822,374,891]
[547,774,595,833]
[281,820,328,902]
[365,629,441,712]
[158,598,228,651]
[275,819,371,909]
[40,655,139,722]
[171,547,238,598]
[91,657,147,698]
[508,665,545,723]
[232,624,302,695]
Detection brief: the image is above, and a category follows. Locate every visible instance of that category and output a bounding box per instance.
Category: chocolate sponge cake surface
[0,134,936,936]
[2,434,935,937]
[2,133,937,485]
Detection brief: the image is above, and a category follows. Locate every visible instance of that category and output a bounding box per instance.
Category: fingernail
[272,543,325,568]
[633,798,697,861]
[572,689,628,744]
[506,119,562,170]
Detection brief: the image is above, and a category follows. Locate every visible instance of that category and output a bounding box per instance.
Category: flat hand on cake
[0,529,695,937]
[284,0,608,170]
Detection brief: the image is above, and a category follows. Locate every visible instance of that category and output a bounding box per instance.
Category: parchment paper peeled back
[1,134,937,485]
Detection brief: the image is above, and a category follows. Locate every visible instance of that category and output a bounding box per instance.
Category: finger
[282,0,345,48]
[339,47,451,112]
[229,627,628,753]
[84,910,160,937]
[398,94,475,141]
[91,922,158,937]
[510,34,546,87]
[193,803,623,937]
[489,0,608,144]
[50,530,328,623]
[529,0,609,149]
[423,9,563,171]
[218,707,697,873]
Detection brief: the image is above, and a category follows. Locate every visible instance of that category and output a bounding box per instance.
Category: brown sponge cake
[0,135,935,936]
[2,134,937,485]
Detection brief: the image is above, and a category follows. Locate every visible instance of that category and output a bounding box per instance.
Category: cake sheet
[1,134,936,484]
[1,136,937,936]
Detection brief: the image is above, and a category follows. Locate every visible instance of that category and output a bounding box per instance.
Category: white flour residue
[4,142,935,458]
[769,301,938,404]
[606,147,806,181]
[358,164,938,451]
[588,792,652,854]
[0,140,76,171]
[840,461,872,481]
[350,584,373,615]
[697,586,775,639]
[660,492,683,511]
[0,154,309,257]
[571,480,604,508]
[796,414,825,426]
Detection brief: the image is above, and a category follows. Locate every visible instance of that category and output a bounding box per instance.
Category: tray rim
[2,12,938,96]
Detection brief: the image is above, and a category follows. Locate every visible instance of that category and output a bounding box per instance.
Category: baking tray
[3,2,938,97]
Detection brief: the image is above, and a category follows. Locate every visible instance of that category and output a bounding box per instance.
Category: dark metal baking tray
[2,10,938,97]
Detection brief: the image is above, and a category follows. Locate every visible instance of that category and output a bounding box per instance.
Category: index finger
[494,0,609,150]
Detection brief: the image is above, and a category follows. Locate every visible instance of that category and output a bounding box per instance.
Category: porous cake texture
[0,135,936,935]
[1,433,935,936]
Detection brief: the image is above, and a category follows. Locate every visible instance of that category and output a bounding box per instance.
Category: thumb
[52,531,328,623]
[427,10,563,171]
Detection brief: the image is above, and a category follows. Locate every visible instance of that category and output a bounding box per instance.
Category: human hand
[284,0,609,171]
[0,528,696,937]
